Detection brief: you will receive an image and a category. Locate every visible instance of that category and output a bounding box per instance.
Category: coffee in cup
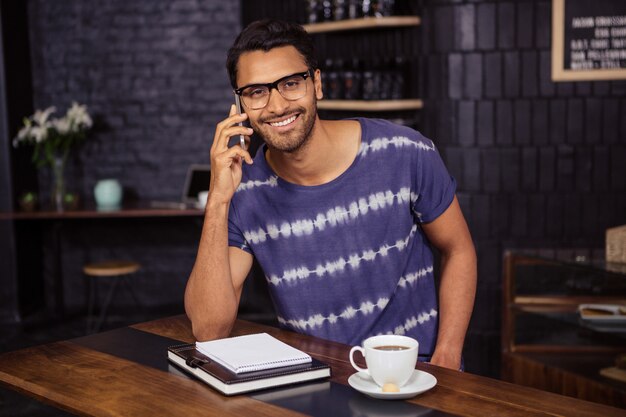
[349,335,418,388]
[374,345,410,351]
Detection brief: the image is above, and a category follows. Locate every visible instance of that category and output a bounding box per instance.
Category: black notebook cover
[167,343,331,396]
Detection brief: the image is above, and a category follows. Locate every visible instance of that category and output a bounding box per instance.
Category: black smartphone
[234,94,246,149]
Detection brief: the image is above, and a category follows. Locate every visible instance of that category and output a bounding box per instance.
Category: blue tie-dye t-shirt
[227,118,456,357]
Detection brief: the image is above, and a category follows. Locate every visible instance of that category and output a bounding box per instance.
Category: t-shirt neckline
[257,117,366,191]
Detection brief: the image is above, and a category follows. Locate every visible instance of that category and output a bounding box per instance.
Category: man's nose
[264,87,290,114]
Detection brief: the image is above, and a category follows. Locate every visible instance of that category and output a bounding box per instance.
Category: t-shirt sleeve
[227,199,253,254]
[411,135,456,223]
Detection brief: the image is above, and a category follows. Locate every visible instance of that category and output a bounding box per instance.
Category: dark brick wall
[28,0,239,199]
[422,0,626,377]
[25,0,241,312]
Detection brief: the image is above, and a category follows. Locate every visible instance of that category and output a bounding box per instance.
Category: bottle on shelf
[378,57,393,100]
[306,0,322,24]
[368,0,383,18]
[361,59,377,100]
[390,56,406,100]
[382,0,396,17]
[308,0,401,23]
[346,0,363,19]
[333,0,346,21]
[323,58,344,100]
[321,58,330,96]
[361,0,372,17]
[321,56,411,101]
[321,0,333,21]
[342,58,362,100]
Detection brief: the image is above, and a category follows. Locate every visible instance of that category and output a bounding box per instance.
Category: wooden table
[0,316,623,417]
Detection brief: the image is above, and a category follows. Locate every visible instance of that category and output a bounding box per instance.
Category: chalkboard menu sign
[552,0,626,81]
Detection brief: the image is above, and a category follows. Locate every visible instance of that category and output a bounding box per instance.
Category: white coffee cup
[349,335,418,388]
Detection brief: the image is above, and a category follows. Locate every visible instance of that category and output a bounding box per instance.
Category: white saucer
[348,370,437,400]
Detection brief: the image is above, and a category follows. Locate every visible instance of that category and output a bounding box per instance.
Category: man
[185,19,476,370]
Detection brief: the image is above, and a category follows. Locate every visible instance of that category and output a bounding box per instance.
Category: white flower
[66,102,92,129]
[17,125,31,140]
[31,126,48,143]
[32,106,56,126]
[53,117,72,135]
[13,102,92,154]
[13,121,32,147]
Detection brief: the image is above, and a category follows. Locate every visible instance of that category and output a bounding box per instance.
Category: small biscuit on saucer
[382,383,400,393]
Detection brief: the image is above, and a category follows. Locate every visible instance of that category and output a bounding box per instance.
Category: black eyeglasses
[234,70,312,110]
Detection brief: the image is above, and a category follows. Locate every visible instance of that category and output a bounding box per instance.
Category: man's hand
[430,347,462,371]
[208,105,254,206]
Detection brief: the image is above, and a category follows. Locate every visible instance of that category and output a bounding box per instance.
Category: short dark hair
[226,19,318,90]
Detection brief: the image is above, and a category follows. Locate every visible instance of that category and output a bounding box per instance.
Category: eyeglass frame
[233,70,313,109]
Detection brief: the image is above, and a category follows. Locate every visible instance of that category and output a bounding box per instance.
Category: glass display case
[502,249,626,408]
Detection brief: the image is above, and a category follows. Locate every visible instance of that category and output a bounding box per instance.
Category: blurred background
[1,0,625,412]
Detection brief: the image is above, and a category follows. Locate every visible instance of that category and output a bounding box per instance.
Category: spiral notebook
[168,343,329,395]
[195,333,312,374]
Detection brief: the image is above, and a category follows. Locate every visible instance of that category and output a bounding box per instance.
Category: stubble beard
[252,99,318,154]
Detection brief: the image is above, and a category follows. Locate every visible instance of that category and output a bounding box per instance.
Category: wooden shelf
[317,99,423,111]
[0,201,204,220]
[303,16,421,34]
[512,295,626,307]
[511,345,625,354]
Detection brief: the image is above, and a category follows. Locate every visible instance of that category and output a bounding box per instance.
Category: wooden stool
[84,260,141,334]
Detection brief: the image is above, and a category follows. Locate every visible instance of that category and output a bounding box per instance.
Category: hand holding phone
[234,94,246,149]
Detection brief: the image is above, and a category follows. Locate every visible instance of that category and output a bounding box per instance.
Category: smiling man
[184,19,477,370]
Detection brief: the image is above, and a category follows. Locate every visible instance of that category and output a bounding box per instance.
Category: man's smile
[268,114,298,127]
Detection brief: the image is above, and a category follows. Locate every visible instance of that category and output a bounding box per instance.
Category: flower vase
[51,154,66,211]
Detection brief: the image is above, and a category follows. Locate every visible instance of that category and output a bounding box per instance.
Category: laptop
[150,164,211,209]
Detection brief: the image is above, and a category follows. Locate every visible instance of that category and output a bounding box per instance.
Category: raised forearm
[185,106,254,341]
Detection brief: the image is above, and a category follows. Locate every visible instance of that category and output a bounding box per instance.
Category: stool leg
[93,278,121,333]
[86,277,97,334]
[121,275,143,309]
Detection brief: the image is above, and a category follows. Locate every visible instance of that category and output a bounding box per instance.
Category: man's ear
[314,69,323,100]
